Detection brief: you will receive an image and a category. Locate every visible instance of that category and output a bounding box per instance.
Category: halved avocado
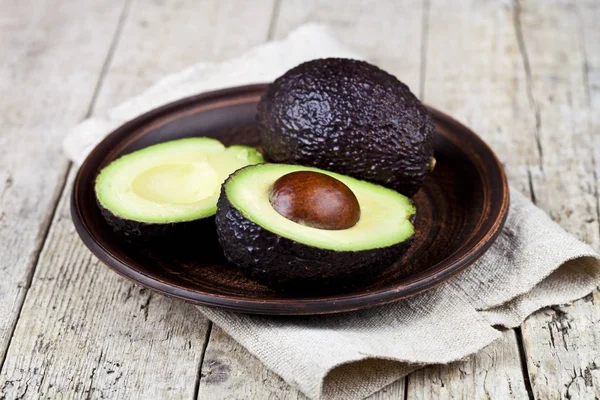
[215,163,416,291]
[95,137,263,239]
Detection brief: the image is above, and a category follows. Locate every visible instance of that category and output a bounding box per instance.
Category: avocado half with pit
[95,137,263,239]
[215,163,416,290]
[257,58,436,197]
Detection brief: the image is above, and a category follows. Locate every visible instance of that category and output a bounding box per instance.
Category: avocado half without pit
[95,137,263,240]
[215,164,416,291]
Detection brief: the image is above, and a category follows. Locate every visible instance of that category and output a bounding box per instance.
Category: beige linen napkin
[64,24,600,400]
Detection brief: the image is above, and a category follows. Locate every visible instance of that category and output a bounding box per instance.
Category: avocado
[257,58,436,196]
[95,137,263,240]
[215,163,415,291]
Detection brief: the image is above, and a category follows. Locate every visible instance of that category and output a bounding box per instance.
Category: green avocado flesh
[224,164,415,251]
[95,137,263,224]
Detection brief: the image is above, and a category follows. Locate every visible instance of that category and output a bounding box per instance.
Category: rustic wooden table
[1,0,598,398]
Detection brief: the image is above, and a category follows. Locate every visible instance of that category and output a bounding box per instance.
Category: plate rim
[71,83,510,315]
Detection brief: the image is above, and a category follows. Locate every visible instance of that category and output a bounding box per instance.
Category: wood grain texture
[407,331,528,399]
[422,0,540,194]
[0,0,128,368]
[0,0,276,399]
[0,170,210,399]
[405,0,535,397]
[93,0,276,111]
[515,1,600,398]
[271,0,425,96]
[198,325,306,399]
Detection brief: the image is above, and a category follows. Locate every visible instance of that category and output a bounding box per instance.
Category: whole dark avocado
[257,58,436,196]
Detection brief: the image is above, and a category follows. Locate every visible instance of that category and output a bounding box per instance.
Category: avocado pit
[268,171,360,230]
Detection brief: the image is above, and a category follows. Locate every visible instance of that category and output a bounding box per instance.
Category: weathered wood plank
[0,0,129,368]
[586,0,600,198]
[271,0,424,96]
[0,170,211,399]
[516,1,600,398]
[0,0,276,398]
[422,0,540,194]
[518,0,599,247]
[407,331,528,399]
[93,0,277,111]
[198,325,307,400]
[197,1,422,398]
[405,0,536,397]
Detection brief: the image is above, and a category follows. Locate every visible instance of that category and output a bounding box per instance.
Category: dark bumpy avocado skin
[98,200,218,245]
[215,184,414,292]
[257,58,435,196]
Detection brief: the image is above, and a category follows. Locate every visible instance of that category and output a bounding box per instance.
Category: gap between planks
[511,1,538,397]
[0,0,132,372]
[517,0,600,398]
[1,1,277,398]
[193,322,213,399]
[192,1,282,395]
[0,0,133,373]
[406,0,538,397]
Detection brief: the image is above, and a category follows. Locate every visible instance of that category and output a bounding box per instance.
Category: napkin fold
[64,24,600,400]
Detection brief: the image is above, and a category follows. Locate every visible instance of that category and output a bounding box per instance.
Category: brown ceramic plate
[71,84,509,315]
